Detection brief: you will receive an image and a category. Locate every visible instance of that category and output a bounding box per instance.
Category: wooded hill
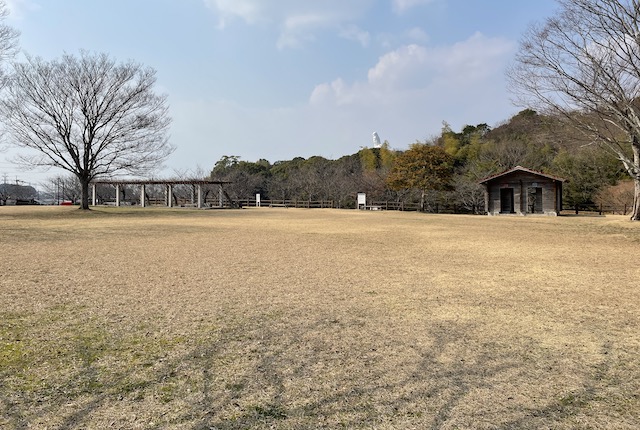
[210,109,632,213]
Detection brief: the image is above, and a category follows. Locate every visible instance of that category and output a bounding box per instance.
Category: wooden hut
[479,166,565,216]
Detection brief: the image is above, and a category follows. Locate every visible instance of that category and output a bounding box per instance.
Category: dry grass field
[1,206,639,429]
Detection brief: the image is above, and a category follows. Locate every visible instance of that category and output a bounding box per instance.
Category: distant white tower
[372,131,382,148]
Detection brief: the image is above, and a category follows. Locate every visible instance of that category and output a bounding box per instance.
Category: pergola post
[141,184,146,208]
[197,185,203,208]
[91,184,97,206]
[167,184,173,208]
[115,184,121,207]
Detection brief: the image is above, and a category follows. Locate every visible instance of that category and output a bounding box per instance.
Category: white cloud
[392,0,434,15]
[339,24,370,47]
[310,78,361,106]
[4,0,39,20]
[276,13,333,50]
[405,27,429,43]
[367,44,428,89]
[203,0,372,49]
[203,0,265,28]
[307,33,517,146]
[376,27,429,50]
[312,32,514,106]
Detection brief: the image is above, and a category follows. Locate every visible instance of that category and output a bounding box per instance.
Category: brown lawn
[0,206,639,429]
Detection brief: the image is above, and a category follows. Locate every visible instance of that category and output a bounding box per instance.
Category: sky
[0,0,560,187]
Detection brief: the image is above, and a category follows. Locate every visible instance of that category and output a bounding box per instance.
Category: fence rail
[367,201,418,211]
[367,201,478,214]
[563,204,631,216]
[239,199,335,209]
[92,195,632,216]
[235,199,477,213]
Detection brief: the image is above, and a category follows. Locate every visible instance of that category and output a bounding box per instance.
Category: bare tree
[0,51,173,209]
[0,0,19,150]
[42,174,82,204]
[171,165,217,206]
[0,1,18,68]
[508,0,640,220]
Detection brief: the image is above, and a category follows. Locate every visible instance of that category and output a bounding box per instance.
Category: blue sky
[1,0,560,185]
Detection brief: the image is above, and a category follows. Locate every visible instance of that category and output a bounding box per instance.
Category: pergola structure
[90,180,233,209]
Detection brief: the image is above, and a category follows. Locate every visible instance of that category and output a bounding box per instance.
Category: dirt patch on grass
[1,206,639,429]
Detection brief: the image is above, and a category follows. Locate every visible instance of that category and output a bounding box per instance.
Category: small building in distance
[479,166,565,216]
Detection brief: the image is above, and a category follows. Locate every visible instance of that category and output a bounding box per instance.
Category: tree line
[209,109,632,213]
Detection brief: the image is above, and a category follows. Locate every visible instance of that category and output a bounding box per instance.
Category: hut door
[500,188,514,213]
[527,187,543,213]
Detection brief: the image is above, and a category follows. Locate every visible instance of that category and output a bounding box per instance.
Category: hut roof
[478,166,566,184]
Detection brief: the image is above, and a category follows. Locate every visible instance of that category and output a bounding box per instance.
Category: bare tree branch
[0,0,19,62]
[508,0,640,220]
[0,51,174,209]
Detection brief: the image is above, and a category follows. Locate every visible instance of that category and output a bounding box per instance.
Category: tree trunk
[79,177,90,210]
[632,144,640,221]
[631,176,640,221]
[420,190,425,212]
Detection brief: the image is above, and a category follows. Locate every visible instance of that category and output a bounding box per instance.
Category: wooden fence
[100,195,632,216]
[236,199,474,213]
[367,201,478,214]
[238,199,335,209]
[563,204,632,216]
